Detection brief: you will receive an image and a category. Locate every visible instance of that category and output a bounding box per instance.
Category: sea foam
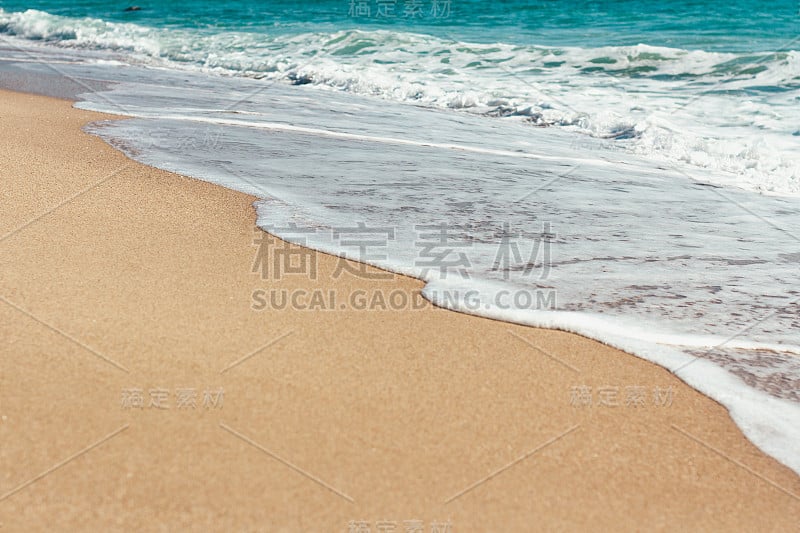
[1,14,799,476]
[2,8,799,195]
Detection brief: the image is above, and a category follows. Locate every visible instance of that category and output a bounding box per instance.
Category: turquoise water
[1,0,798,51]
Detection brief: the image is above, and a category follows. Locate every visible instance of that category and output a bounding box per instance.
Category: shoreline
[1,89,799,529]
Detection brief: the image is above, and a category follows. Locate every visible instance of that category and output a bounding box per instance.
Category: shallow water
[0,3,798,475]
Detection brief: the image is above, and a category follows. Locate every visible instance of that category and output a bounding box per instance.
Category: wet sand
[1,89,798,531]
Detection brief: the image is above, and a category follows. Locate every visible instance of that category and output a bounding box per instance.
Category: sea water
[0,1,798,474]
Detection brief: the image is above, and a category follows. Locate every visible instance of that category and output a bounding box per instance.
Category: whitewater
[1,8,799,475]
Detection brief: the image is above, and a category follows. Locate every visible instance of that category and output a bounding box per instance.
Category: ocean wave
[1,7,799,194]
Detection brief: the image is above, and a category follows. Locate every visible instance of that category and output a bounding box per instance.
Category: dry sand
[0,89,798,531]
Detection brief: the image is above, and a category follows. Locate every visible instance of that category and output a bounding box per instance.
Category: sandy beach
[1,89,798,530]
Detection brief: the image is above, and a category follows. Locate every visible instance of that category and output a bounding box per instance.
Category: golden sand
[1,90,798,530]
